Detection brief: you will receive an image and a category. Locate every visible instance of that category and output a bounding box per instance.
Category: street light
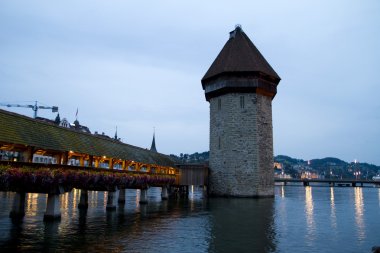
[354,171,361,180]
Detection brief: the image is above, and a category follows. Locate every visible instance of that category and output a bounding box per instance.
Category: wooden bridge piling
[106,191,117,211]
[118,189,126,204]
[9,192,26,218]
[44,193,62,221]
[139,189,148,204]
[161,186,168,200]
[78,190,89,209]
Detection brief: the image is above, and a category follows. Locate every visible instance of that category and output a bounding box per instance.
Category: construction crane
[0,101,58,118]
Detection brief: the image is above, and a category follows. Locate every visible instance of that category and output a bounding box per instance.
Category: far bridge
[275,178,380,187]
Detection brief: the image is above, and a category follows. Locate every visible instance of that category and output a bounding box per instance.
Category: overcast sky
[1,1,379,165]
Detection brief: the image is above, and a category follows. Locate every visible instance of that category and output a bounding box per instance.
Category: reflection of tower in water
[208,198,276,252]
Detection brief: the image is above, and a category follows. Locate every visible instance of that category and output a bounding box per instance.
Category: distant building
[56,116,91,133]
[274,162,283,170]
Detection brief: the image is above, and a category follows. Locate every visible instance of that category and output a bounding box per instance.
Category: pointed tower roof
[150,131,157,152]
[202,25,280,86]
[114,126,118,140]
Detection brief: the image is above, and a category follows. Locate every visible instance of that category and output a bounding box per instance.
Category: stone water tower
[201,25,281,197]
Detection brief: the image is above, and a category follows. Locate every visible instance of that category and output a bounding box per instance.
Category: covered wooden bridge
[0,109,180,219]
[0,109,210,221]
[0,109,175,173]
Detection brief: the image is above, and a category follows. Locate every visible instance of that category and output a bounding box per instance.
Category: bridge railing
[0,161,176,194]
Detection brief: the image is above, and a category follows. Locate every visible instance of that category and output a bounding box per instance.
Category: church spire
[114,126,118,140]
[150,128,157,152]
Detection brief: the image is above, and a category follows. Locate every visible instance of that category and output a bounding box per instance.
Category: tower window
[218,98,221,111]
[240,96,245,109]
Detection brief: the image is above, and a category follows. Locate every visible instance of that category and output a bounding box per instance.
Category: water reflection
[208,198,276,253]
[26,193,40,217]
[2,187,380,252]
[330,187,337,229]
[354,187,365,240]
[72,189,79,211]
[304,187,315,244]
[280,186,285,198]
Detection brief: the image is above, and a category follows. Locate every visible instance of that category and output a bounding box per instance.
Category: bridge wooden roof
[0,109,175,167]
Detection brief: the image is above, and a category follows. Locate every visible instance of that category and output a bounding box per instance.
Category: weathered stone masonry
[202,25,280,197]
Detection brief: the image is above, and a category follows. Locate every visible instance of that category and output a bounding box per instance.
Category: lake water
[0,185,379,252]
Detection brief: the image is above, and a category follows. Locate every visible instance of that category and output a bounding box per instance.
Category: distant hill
[169,151,209,164]
[170,151,380,179]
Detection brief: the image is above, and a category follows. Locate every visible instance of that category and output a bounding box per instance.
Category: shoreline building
[201,25,281,197]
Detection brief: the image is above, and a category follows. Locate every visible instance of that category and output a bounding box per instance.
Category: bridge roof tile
[0,109,175,167]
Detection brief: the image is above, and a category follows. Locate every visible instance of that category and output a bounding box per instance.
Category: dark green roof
[202,26,280,84]
[0,109,174,167]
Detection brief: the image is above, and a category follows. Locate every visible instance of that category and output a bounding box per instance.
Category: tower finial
[235,24,242,30]
[114,126,118,140]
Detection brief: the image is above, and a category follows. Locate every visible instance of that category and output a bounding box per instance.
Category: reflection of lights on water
[26,193,40,216]
[354,187,365,239]
[280,186,285,198]
[330,187,337,229]
[190,185,195,211]
[189,185,195,200]
[305,186,315,240]
[103,191,108,208]
[135,189,140,210]
[91,191,98,207]
[60,192,69,209]
[72,189,79,211]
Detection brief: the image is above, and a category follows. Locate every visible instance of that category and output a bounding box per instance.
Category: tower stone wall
[202,26,280,197]
[209,93,274,197]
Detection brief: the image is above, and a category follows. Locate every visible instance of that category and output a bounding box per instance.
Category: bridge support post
[88,155,94,167]
[9,192,26,218]
[352,182,356,187]
[44,194,61,221]
[78,190,88,209]
[79,156,84,167]
[161,186,168,200]
[303,181,309,187]
[62,151,68,165]
[54,154,62,165]
[118,189,126,204]
[109,159,114,169]
[22,146,34,163]
[139,189,148,204]
[94,159,99,168]
[106,191,116,211]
